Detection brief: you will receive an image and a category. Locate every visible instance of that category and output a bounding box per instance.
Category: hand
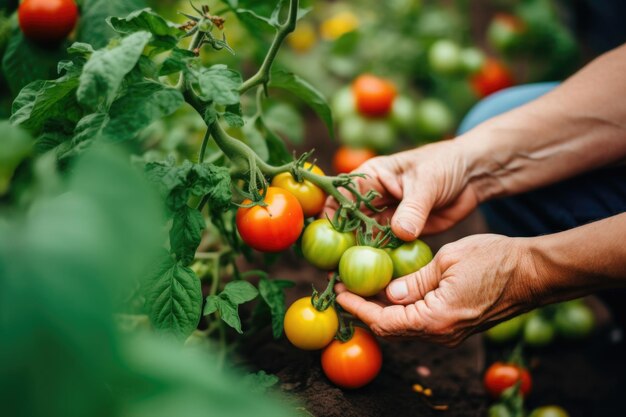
[324,140,480,241]
[335,234,541,346]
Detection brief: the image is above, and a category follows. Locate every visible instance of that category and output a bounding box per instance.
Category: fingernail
[389,280,408,300]
[397,221,417,237]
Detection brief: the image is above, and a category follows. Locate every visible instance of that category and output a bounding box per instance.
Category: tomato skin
[236,187,304,252]
[284,297,339,350]
[339,114,396,151]
[414,98,454,139]
[460,47,485,75]
[487,13,526,53]
[471,58,515,98]
[339,246,393,297]
[331,87,356,122]
[485,314,527,344]
[18,0,78,44]
[387,239,433,278]
[428,39,462,75]
[523,313,555,347]
[528,406,570,417]
[302,219,356,270]
[271,163,326,218]
[352,74,397,118]
[484,362,532,398]
[553,301,594,339]
[321,327,382,388]
[391,95,416,130]
[332,146,376,174]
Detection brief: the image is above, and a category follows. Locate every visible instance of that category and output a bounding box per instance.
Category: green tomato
[488,404,513,417]
[386,239,433,278]
[415,98,454,139]
[528,406,570,417]
[339,246,393,297]
[485,314,527,344]
[339,115,396,152]
[391,96,416,130]
[301,219,356,270]
[554,302,594,339]
[460,47,485,74]
[332,87,356,122]
[523,313,555,347]
[428,39,462,75]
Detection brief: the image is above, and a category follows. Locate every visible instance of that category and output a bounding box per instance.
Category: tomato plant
[321,327,382,389]
[523,313,555,347]
[339,246,393,297]
[428,39,462,75]
[471,58,515,98]
[386,239,433,278]
[18,0,78,44]
[485,314,527,344]
[554,301,595,339]
[284,296,339,350]
[271,162,326,217]
[484,362,532,399]
[339,114,396,151]
[236,187,304,252]
[352,74,397,118]
[333,146,377,174]
[301,219,356,270]
[487,13,526,53]
[529,406,570,417]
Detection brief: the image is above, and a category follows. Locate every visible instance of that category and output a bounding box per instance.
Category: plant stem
[197,128,211,163]
[239,0,300,94]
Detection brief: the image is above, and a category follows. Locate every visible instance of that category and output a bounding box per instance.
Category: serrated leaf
[144,255,202,338]
[78,0,147,49]
[203,295,242,333]
[264,103,304,144]
[77,31,152,112]
[170,206,205,265]
[258,277,294,339]
[223,103,244,127]
[270,69,334,138]
[243,371,279,393]
[191,64,242,106]
[159,47,196,76]
[222,281,258,304]
[60,113,110,159]
[108,8,185,54]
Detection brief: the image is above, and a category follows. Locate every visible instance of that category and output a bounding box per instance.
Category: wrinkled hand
[335,234,540,346]
[324,140,479,241]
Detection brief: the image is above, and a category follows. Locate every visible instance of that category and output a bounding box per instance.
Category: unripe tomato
[391,96,416,130]
[271,163,326,218]
[339,114,396,151]
[331,87,356,122]
[302,219,356,270]
[484,362,532,398]
[287,21,317,53]
[460,47,485,75]
[487,13,526,53]
[320,11,359,41]
[553,301,594,339]
[236,187,304,252]
[414,98,454,139]
[339,246,393,297]
[485,314,527,344]
[18,0,78,45]
[428,39,462,75]
[321,327,382,388]
[523,313,555,347]
[284,297,339,350]
[352,74,397,118]
[528,406,570,417]
[471,58,515,98]
[332,146,376,174]
[386,239,433,278]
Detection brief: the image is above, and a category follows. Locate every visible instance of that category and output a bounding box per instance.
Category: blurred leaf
[258,277,293,339]
[264,102,304,144]
[159,47,195,76]
[243,370,279,393]
[78,0,148,49]
[0,121,32,195]
[108,8,185,53]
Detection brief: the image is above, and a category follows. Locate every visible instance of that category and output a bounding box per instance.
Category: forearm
[458,44,626,202]
[522,212,626,305]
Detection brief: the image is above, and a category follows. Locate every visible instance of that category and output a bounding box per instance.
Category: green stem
[176,28,206,90]
[197,128,211,163]
[239,0,300,94]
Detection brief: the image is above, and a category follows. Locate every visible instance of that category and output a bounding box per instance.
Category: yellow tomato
[271,163,326,218]
[320,11,359,41]
[284,297,339,350]
[287,21,317,53]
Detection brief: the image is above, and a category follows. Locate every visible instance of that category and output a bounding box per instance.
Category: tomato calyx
[333,304,356,342]
[311,273,338,312]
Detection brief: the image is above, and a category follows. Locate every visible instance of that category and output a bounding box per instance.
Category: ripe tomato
[236,187,304,252]
[471,58,515,98]
[428,39,462,75]
[339,246,393,297]
[352,74,397,118]
[523,313,555,347]
[284,297,339,350]
[528,406,570,417]
[18,0,78,44]
[321,327,382,388]
[301,219,356,270]
[271,163,326,218]
[333,146,376,174]
[386,239,433,278]
[487,13,526,53]
[484,362,532,398]
[553,301,594,339]
[485,314,527,344]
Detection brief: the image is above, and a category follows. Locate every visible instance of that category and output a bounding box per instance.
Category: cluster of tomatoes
[18,0,78,46]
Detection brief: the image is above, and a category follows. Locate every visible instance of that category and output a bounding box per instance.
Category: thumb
[386,259,440,305]
[391,181,435,241]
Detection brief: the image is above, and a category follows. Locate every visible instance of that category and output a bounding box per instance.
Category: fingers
[386,259,441,305]
[390,178,436,241]
[334,284,383,326]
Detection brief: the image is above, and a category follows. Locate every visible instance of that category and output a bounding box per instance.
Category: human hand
[324,140,480,241]
[335,234,541,346]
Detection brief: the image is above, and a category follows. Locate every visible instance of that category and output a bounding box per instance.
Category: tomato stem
[312,273,337,311]
[335,304,355,342]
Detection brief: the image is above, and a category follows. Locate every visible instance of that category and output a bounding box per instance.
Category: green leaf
[61,113,110,158]
[108,8,185,54]
[0,121,32,195]
[253,115,293,165]
[77,31,152,112]
[264,103,304,144]
[243,371,279,393]
[144,255,202,339]
[170,206,205,265]
[78,0,147,49]
[223,103,244,127]
[203,295,242,333]
[269,69,334,138]
[222,281,258,304]
[258,277,294,339]
[159,47,195,76]
[243,120,269,162]
[1,31,67,95]
[191,64,242,106]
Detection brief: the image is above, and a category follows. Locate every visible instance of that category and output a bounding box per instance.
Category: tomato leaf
[144,254,202,339]
[264,102,304,144]
[222,281,258,304]
[159,47,196,76]
[170,206,206,266]
[242,371,279,393]
[78,0,147,49]
[223,103,245,127]
[188,64,242,106]
[107,8,185,54]
[204,295,243,333]
[77,31,152,112]
[269,69,334,139]
[258,277,294,339]
[0,122,32,195]
[243,120,270,162]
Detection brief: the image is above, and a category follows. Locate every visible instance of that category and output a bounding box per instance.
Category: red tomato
[332,146,377,174]
[321,327,382,389]
[18,0,78,45]
[471,58,515,98]
[352,75,397,118]
[484,362,532,398]
[236,187,304,252]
